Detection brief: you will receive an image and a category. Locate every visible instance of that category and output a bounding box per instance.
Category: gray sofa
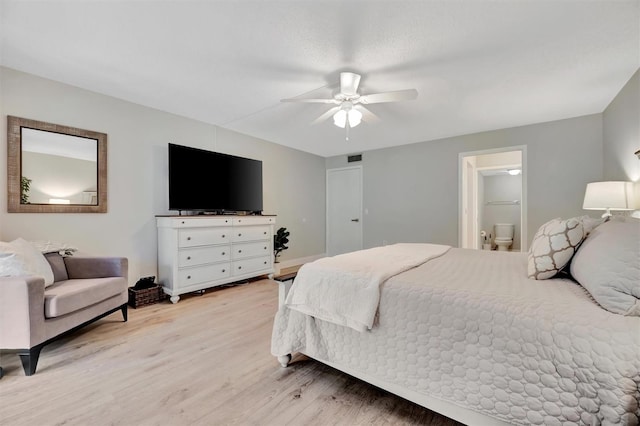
[0,253,128,376]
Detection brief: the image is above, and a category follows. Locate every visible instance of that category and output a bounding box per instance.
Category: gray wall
[327,114,603,249]
[0,66,326,284]
[603,69,639,183]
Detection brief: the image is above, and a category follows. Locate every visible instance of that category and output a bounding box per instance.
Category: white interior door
[326,166,363,256]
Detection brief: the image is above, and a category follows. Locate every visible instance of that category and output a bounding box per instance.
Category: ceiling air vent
[347,154,362,163]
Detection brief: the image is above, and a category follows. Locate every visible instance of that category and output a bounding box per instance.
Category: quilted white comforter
[286,243,450,332]
[272,248,640,425]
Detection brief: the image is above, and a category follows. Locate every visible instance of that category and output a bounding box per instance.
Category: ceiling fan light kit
[282,71,418,134]
[333,102,363,128]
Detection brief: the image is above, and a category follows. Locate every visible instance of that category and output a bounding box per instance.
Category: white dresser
[156,215,276,303]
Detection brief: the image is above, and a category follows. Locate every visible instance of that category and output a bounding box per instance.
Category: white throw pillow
[576,215,606,236]
[0,238,55,286]
[528,217,585,280]
[570,218,640,316]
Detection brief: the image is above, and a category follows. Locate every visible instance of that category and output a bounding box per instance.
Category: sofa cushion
[45,253,69,282]
[44,277,126,318]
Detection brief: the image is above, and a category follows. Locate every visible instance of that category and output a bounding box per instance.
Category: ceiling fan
[281,72,418,135]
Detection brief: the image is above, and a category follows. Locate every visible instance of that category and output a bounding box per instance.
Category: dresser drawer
[232,256,271,275]
[232,225,270,243]
[179,227,231,248]
[233,241,270,260]
[165,217,232,228]
[232,216,276,226]
[178,263,231,287]
[178,245,231,267]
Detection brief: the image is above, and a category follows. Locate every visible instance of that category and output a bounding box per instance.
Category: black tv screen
[168,143,263,213]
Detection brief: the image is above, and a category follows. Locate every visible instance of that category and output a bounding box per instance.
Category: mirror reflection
[7,116,107,213]
[21,128,98,205]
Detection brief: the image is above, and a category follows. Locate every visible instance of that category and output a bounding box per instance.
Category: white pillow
[30,240,78,256]
[570,218,640,316]
[528,217,585,279]
[0,238,55,286]
[576,215,606,236]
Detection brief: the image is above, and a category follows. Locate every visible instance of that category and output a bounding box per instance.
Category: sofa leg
[18,345,44,376]
[121,304,128,322]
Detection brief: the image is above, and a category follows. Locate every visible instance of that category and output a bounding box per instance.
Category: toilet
[494,223,515,251]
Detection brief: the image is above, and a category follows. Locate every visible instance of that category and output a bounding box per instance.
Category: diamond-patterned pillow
[528,217,585,280]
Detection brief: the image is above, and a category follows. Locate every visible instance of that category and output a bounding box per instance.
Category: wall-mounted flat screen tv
[168,143,263,213]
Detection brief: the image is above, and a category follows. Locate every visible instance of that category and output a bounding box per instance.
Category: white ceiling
[1,1,638,157]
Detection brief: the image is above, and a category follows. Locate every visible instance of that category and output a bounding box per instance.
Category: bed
[271,218,640,425]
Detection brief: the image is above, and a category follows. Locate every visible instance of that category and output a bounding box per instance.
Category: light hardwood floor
[0,279,463,426]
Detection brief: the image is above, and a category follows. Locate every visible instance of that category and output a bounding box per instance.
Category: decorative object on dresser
[156,215,276,303]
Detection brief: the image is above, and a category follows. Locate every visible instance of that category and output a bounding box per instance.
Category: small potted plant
[273,227,290,274]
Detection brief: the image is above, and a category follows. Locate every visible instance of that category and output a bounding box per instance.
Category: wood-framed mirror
[7,116,107,213]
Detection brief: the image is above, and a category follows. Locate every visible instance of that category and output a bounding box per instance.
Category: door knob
[351,218,360,222]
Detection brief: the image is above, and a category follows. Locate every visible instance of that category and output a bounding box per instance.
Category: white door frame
[326,165,363,256]
[458,146,528,250]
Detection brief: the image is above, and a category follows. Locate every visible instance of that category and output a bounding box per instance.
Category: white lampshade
[333,110,347,128]
[583,181,635,217]
[333,106,362,129]
[347,108,362,127]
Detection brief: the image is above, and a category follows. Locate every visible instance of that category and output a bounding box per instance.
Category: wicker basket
[128,285,166,308]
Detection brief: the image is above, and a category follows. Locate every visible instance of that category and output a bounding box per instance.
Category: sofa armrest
[0,276,46,349]
[64,257,128,281]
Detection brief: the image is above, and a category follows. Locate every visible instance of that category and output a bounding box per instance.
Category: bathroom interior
[460,149,524,252]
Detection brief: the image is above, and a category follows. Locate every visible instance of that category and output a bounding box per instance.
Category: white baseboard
[277,253,325,269]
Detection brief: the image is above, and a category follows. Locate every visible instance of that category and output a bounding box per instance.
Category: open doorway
[459,147,527,251]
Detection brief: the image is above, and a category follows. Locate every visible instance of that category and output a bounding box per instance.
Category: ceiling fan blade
[312,106,341,125]
[359,89,418,104]
[281,98,339,104]
[340,72,361,96]
[356,105,380,123]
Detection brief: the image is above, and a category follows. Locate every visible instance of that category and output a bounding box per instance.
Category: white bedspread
[285,243,450,332]
[272,248,640,425]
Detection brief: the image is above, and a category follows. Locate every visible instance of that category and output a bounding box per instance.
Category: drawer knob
[264,231,267,235]
[222,269,226,273]
[222,234,225,238]
[181,221,185,224]
[187,256,191,260]
[264,261,267,265]
[187,237,191,241]
[238,250,242,253]
[238,233,242,237]
[187,275,191,280]
[238,266,242,270]
[222,252,226,256]
[264,246,267,250]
